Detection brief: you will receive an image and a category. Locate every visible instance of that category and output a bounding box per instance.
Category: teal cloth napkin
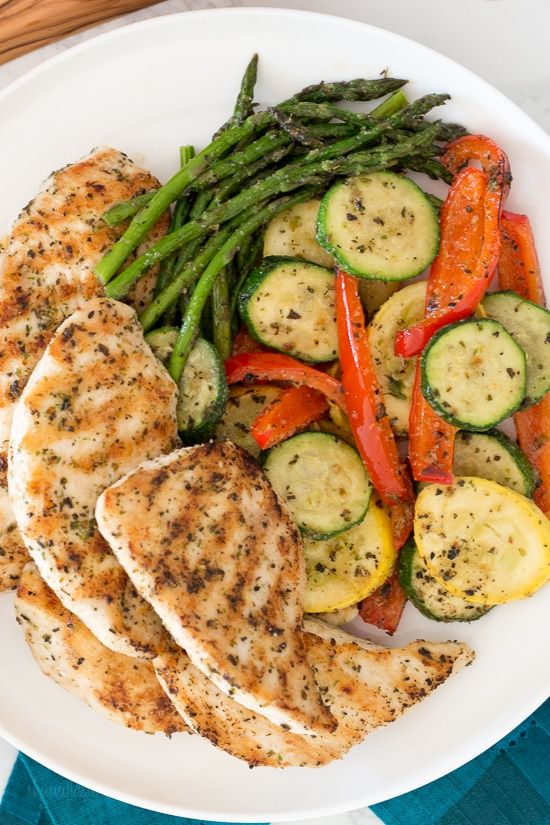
[0,755,266,825]
[372,699,550,825]
[1,701,549,825]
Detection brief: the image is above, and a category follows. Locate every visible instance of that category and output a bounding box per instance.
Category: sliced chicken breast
[0,487,27,592]
[15,563,186,735]
[154,620,473,767]
[154,646,341,768]
[0,147,168,572]
[9,298,179,658]
[96,441,336,736]
[302,618,473,739]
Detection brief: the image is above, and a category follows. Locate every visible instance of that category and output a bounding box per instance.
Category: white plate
[0,7,549,821]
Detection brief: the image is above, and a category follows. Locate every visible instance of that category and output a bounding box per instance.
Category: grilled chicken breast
[154,619,473,767]
[0,147,168,582]
[0,487,27,592]
[9,298,179,658]
[302,618,473,739]
[96,441,336,736]
[15,563,186,734]
[154,646,341,768]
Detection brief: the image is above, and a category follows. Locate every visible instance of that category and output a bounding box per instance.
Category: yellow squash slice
[304,501,397,613]
[415,477,550,605]
[368,280,427,436]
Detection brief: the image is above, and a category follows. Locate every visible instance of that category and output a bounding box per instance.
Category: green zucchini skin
[145,326,179,365]
[239,256,337,363]
[316,171,439,281]
[177,338,228,444]
[398,540,490,622]
[453,430,536,498]
[421,318,527,431]
[482,290,550,408]
[263,431,371,540]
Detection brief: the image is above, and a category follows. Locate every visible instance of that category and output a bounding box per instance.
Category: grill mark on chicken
[96,442,337,736]
[9,299,179,658]
[15,563,186,735]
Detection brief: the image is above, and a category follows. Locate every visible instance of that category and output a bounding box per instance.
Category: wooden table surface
[0,0,162,65]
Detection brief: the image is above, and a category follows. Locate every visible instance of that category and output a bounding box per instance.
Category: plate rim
[0,6,549,820]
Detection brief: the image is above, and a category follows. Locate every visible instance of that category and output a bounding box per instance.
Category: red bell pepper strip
[389,500,415,552]
[404,169,491,482]
[251,385,328,450]
[515,401,550,518]
[359,571,407,635]
[499,211,545,302]
[396,135,510,358]
[442,134,511,196]
[224,352,346,411]
[395,166,489,357]
[231,326,267,355]
[335,269,414,507]
[498,211,550,517]
[409,365,456,484]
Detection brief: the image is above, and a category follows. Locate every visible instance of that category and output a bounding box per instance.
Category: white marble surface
[0,1,548,823]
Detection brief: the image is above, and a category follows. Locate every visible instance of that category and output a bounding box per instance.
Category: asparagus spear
[281,101,376,127]
[214,53,259,137]
[100,123,359,228]
[190,130,291,191]
[231,232,263,320]
[165,67,264,317]
[284,76,407,105]
[96,78,412,282]
[96,112,275,283]
[279,89,410,130]
[106,122,442,300]
[168,186,321,382]
[370,88,409,119]
[212,144,294,204]
[266,107,324,147]
[154,145,195,296]
[102,191,155,227]
[405,156,453,183]
[211,268,232,358]
[232,53,258,122]
[139,225,234,332]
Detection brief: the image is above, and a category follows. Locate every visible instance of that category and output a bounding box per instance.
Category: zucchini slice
[177,338,228,442]
[482,290,550,407]
[239,257,337,363]
[414,477,550,605]
[145,326,178,365]
[369,281,427,435]
[264,431,371,539]
[453,430,535,497]
[262,199,335,268]
[215,384,283,458]
[262,200,400,314]
[421,318,527,430]
[316,171,439,281]
[304,500,396,613]
[399,539,490,622]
